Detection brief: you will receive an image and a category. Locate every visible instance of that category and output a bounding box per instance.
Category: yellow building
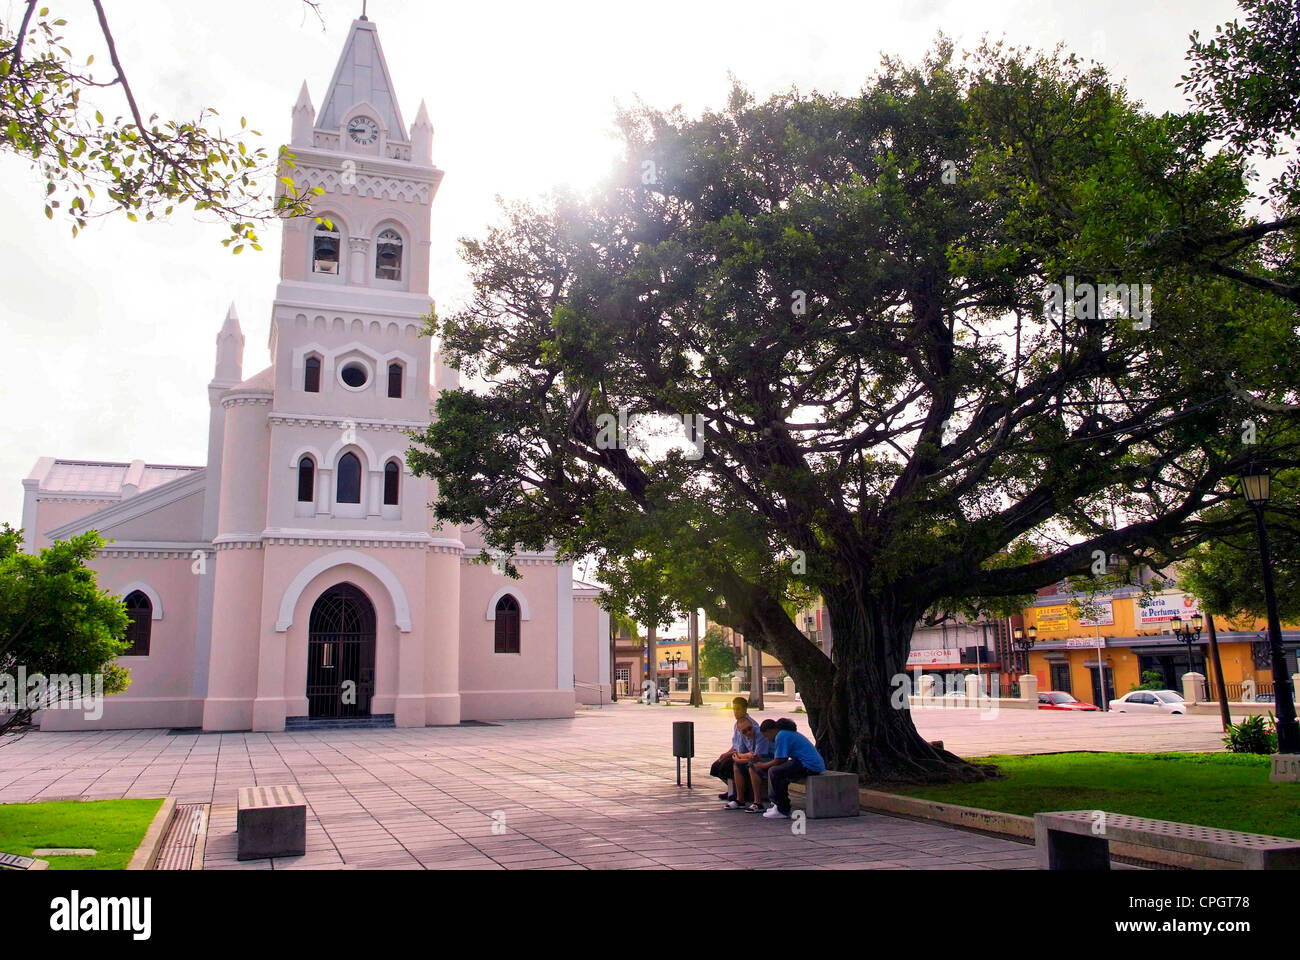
[1024,588,1298,707]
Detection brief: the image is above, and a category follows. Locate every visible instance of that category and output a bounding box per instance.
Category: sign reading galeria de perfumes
[1135,592,1201,624]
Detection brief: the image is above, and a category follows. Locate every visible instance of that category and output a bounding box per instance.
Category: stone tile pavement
[0,701,1223,869]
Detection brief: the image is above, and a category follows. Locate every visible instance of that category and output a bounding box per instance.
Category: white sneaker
[762,807,789,819]
[724,800,741,809]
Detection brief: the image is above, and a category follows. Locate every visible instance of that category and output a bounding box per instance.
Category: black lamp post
[1012,625,1038,675]
[1170,612,1203,683]
[1240,464,1300,754]
[665,651,682,696]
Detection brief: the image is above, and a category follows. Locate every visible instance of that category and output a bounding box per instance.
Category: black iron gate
[306,583,376,718]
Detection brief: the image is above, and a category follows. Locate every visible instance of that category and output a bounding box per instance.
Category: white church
[19,16,612,732]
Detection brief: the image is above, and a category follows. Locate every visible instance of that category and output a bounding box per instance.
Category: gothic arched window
[123,590,153,656]
[297,456,315,503]
[494,594,521,654]
[375,228,403,281]
[313,222,341,275]
[387,361,403,398]
[383,460,400,506]
[304,355,321,393]
[336,452,362,504]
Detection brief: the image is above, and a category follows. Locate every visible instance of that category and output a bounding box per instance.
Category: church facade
[19,17,611,732]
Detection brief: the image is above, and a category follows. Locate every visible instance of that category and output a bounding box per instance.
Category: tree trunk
[747,641,765,708]
[689,609,703,707]
[803,586,993,783]
[645,624,658,701]
[1205,614,1232,731]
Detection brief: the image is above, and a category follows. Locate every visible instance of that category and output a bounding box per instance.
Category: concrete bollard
[964,673,981,704]
[730,676,742,694]
[783,675,796,698]
[708,676,719,693]
[918,674,936,702]
[1181,672,1207,703]
[1019,674,1038,703]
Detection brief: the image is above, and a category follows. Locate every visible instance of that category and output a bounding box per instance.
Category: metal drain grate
[153,803,208,870]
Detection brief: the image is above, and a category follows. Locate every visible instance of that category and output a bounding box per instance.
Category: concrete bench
[1035,810,1300,870]
[237,785,306,861]
[803,771,860,819]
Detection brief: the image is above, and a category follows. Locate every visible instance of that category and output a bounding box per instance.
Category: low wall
[853,789,1241,869]
[1186,701,1276,718]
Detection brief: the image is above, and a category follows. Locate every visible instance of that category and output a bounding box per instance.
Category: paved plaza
[0,702,1225,869]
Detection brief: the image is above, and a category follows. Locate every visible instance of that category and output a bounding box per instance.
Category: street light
[1240,463,1300,754]
[1170,612,1203,682]
[1012,625,1038,675]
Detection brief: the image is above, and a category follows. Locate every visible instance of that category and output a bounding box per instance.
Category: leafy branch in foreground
[0,1,322,249]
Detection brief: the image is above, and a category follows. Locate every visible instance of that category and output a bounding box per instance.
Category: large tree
[411,26,1300,779]
[0,525,130,737]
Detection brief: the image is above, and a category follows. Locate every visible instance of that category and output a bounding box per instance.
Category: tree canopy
[411,12,1300,779]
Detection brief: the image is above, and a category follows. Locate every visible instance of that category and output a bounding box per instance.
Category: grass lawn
[887,752,1300,839]
[0,798,164,870]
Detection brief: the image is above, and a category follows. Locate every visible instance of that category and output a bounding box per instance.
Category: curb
[855,788,1238,869]
[127,798,176,871]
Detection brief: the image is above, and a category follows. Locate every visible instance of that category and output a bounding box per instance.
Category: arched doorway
[306,583,376,718]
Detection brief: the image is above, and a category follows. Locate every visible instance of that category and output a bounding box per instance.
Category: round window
[340,362,369,388]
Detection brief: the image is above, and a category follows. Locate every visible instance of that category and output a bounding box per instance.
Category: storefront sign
[1034,605,1071,632]
[1066,637,1103,648]
[1077,600,1114,627]
[906,648,962,666]
[1136,592,1200,624]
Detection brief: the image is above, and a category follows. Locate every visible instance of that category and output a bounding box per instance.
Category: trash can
[673,721,694,787]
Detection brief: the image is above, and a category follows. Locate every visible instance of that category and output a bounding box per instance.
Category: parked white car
[1109,690,1187,714]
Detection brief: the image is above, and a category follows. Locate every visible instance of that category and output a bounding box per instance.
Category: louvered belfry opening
[306,583,376,718]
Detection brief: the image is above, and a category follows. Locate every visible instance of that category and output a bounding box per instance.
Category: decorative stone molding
[264,536,428,549]
[275,549,412,632]
[221,394,273,409]
[268,413,427,433]
[98,548,203,559]
[296,165,432,204]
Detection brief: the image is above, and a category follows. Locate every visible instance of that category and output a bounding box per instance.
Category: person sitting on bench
[754,718,826,819]
[724,715,774,811]
[710,697,763,802]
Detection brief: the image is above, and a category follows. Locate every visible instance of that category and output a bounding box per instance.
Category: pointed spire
[215,302,245,383]
[291,81,315,146]
[315,17,408,144]
[410,99,433,164]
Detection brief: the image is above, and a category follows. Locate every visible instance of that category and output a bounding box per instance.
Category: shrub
[1223,713,1277,754]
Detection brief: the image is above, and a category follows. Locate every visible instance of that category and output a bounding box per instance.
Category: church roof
[316,18,408,143]
[35,460,201,496]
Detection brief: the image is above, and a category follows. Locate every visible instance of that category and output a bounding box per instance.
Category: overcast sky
[0,0,1241,528]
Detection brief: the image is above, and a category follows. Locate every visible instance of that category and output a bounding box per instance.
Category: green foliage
[1180,471,1300,623]
[0,798,163,870]
[0,4,319,247]
[698,625,739,679]
[1223,712,1279,754]
[1131,669,1165,692]
[409,17,1300,775]
[893,752,1300,838]
[0,524,131,734]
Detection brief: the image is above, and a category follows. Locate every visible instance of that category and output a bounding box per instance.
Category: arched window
[304,355,321,393]
[387,362,403,398]
[123,590,152,656]
[375,228,403,281]
[312,222,341,275]
[297,456,315,503]
[383,460,400,506]
[336,452,362,504]
[494,594,521,654]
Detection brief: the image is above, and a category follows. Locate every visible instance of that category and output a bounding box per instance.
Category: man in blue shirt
[754,718,826,819]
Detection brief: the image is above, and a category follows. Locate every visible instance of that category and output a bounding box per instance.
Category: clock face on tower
[347,115,379,145]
